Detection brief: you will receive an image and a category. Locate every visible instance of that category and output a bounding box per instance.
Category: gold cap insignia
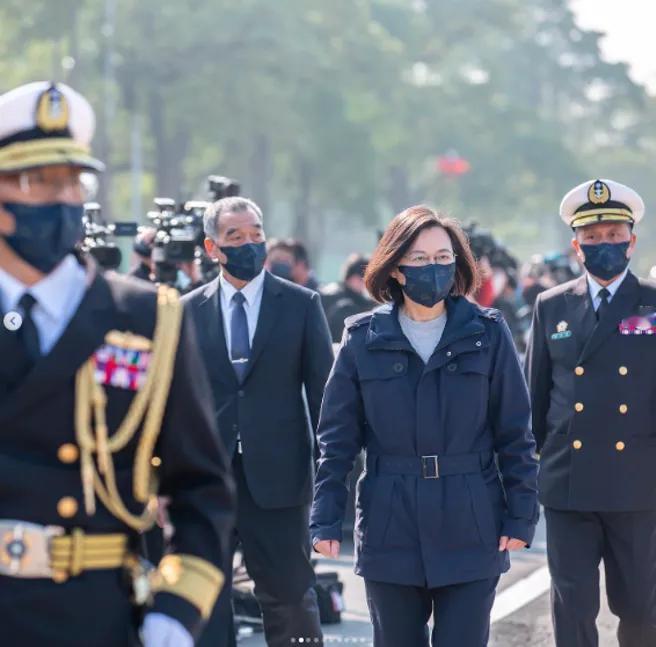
[588,180,610,205]
[557,321,569,333]
[35,85,69,132]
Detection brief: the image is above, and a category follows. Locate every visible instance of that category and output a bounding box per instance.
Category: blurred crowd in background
[123,213,584,357]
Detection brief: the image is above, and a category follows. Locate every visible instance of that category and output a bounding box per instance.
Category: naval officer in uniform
[0,81,235,646]
[525,179,656,647]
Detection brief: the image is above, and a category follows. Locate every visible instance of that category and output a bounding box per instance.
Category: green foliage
[2,0,655,270]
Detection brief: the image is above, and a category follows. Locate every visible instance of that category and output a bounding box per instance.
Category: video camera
[82,202,138,270]
[144,174,242,286]
[147,198,206,285]
[207,175,240,202]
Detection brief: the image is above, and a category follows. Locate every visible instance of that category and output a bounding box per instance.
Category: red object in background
[476,276,495,308]
[436,151,471,178]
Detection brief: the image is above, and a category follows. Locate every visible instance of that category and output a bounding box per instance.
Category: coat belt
[365,450,492,479]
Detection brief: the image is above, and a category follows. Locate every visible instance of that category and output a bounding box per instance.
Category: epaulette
[477,306,502,322]
[344,311,374,331]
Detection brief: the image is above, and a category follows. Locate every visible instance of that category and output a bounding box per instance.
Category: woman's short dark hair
[365,205,480,304]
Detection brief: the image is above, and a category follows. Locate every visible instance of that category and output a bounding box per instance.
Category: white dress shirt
[219,269,265,454]
[219,269,266,353]
[587,267,628,312]
[0,254,87,354]
[142,613,192,647]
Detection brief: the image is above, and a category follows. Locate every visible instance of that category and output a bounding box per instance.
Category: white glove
[142,613,193,647]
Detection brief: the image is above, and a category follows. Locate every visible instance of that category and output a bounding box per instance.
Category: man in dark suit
[525,178,656,647]
[182,196,334,647]
[0,81,234,647]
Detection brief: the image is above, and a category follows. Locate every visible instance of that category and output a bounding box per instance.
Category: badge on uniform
[619,312,656,336]
[551,321,572,340]
[93,331,152,391]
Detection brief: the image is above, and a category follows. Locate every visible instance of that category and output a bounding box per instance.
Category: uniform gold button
[619,366,628,376]
[151,456,162,468]
[573,440,583,450]
[575,366,585,376]
[57,497,78,518]
[52,570,68,584]
[616,441,626,451]
[575,402,584,412]
[619,404,628,414]
[57,443,79,464]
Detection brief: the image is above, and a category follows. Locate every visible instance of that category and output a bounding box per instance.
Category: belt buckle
[0,521,64,578]
[421,455,440,479]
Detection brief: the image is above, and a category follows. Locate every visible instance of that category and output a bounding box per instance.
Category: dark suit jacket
[182,271,334,509]
[525,271,656,511]
[0,265,235,644]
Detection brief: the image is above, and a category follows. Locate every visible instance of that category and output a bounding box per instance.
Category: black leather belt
[365,451,492,480]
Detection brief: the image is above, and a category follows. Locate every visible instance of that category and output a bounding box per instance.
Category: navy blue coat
[310,296,539,588]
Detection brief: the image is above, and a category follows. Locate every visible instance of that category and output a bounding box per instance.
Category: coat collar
[365,296,486,354]
[562,271,641,364]
[578,270,641,363]
[563,274,597,358]
[0,261,117,423]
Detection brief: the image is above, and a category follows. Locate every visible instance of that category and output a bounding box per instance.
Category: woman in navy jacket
[311,206,538,647]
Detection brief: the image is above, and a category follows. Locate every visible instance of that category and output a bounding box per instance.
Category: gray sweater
[398,309,447,364]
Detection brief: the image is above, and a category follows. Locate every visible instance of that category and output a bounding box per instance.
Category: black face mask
[269,261,294,281]
[580,241,630,281]
[398,262,456,307]
[220,241,267,281]
[1,202,84,273]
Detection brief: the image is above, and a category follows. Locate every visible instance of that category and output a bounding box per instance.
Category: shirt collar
[219,269,266,307]
[0,264,25,313]
[0,254,85,319]
[587,267,629,302]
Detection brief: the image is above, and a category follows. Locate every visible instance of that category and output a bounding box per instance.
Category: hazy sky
[571,0,656,92]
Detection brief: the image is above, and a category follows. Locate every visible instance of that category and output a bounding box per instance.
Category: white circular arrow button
[3,311,22,331]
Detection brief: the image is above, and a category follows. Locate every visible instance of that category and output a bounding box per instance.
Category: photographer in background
[492,271,527,354]
[267,238,320,290]
[129,226,156,281]
[266,237,297,282]
[290,239,320,290]
[321,253,375,343]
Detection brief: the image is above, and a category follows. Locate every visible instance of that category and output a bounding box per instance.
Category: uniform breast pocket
[547,334,578,362]
[618,333,656,377]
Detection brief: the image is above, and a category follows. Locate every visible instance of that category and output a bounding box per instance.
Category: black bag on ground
[314,571,344,624]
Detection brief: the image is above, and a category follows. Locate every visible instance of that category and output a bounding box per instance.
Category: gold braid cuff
[151,554,225,619]
[75,286,183,531]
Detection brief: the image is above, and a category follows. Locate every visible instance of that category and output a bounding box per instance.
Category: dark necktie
[17,293,41,366]
[230,292,250,382]
[596,287,610,321]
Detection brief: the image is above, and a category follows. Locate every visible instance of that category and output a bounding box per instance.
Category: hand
[142,613,193,647]
[498,536,527,552]
[314,539,340,559]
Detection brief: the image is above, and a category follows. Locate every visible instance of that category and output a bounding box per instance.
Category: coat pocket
[356,476,395,548]
[466,474,503,547]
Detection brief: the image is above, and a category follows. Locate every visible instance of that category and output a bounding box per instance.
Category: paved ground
[236,516,620,646]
